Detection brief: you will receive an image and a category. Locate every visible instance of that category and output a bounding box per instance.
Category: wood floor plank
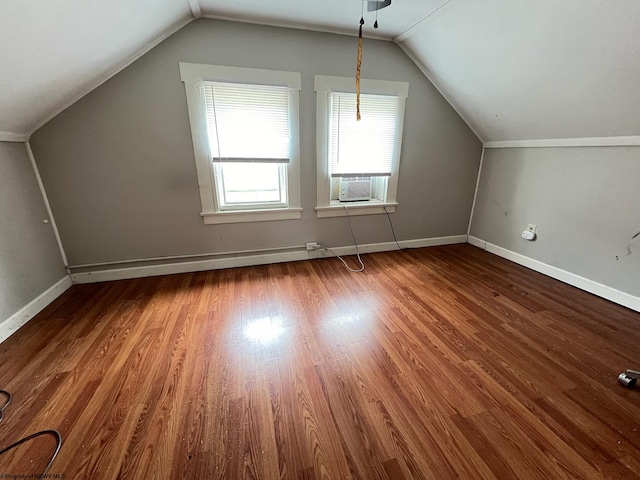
[1,244,639,479]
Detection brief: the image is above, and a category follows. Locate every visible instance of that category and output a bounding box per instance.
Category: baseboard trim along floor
[468,235,640,313]
[70,235,469,284]
[0,275,72,344]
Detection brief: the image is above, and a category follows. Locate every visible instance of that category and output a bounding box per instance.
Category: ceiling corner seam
[187,0,202,19]
[393,0,454,44]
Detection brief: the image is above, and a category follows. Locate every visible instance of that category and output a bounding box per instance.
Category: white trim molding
[187,0,202,18]
[26,142,68,266]
[0,276,72,344]
[71,235,468,284]
[315,202,397,218]
[201,14,391,41]
[0,131,29,143]
[180,62,302,224]
[467,147,484,236]
[179,63,302,88]
[467,235,486,249]
[314,75,408,218]
[202,207,302,224]
[467,236,640,313]
[484,136,640,149]
[314,75,409,97]
[393,0,455,44]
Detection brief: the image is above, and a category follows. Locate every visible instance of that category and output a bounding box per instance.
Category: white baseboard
[0,276,73,344]
[467,236,640,313]
[71,235,468,284]
[466,235,486,249]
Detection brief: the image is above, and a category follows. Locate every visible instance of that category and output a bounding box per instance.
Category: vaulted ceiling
[1,0,639,142]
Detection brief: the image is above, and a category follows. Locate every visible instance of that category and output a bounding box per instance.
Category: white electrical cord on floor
[317,204,365,272]
[319,245,365,272]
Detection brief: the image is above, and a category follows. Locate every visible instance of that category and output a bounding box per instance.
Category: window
[180,63,302,224]
[315,75,408,218]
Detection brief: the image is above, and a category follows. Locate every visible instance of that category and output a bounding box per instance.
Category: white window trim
[315,201,398,218]
[314,75,408,218]
[201,207,303,225]
[180,63,302,224]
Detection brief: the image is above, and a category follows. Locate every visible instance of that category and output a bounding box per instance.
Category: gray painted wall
[30,19,481,266]
[470,147,640,297]
[0,142,67,322]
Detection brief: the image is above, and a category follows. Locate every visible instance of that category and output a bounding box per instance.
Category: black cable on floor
[383,206,403,250]
[0,390,11,423]
[0,430,62,474]
[0,390,62,476]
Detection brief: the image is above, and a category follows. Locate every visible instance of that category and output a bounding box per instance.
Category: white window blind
[204,82,290,163]
[329,92,399,177]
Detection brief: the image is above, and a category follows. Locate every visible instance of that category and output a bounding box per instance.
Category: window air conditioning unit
[339,176,372,202]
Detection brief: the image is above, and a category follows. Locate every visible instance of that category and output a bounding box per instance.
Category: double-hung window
[315,75,408,218]
[180,63,302,224]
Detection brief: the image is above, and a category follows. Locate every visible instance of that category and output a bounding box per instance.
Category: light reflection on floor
[243,316,286,346]
[325,313,364,326]
[322,297,376,328]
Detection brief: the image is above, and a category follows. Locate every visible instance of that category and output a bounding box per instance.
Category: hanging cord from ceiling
[357,0,392,119]
[356,3,364,121]
[0,389,62,476]
[317,205,365,272]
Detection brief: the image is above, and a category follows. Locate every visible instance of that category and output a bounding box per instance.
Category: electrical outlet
[306,242,318,251]
[527,224,537,233]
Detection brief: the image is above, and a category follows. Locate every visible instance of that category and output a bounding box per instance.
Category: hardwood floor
[1,244,639,479]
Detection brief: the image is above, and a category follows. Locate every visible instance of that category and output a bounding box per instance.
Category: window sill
[315,201,397,218]
[202,207,302,225]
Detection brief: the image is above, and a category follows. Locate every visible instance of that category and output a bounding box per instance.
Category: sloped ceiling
[0,0,192,140]
[401,0,640,142]
[1,0,639,142]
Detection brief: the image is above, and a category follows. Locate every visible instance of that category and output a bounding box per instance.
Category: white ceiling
[403,0,640,141]
[0,0,192,140]
[1,0,639,142]
[198,0,447,39]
